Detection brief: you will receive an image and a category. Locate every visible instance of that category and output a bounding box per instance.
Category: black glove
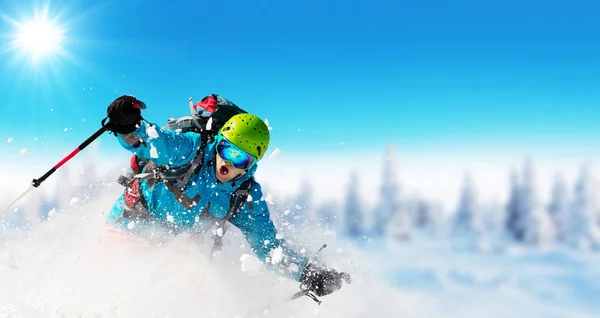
[102,95,146,134]
[300,263,347,297]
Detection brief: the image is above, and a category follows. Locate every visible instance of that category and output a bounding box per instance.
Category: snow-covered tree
[407,196,443,235]
[505,169,524,240]
[564,165,600,249]
[520,159,555,244]
[373,145,401,236]
[505,159,555,244]
[452,173,483,237]
[386,205,412,241]
[344,171,363,237]
[547,174,570,241]
[480,198,506,238]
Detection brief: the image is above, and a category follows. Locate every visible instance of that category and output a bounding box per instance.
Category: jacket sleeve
[116,121,203,168]
[231,182,309,281]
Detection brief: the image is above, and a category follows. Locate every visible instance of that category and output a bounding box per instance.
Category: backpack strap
[175,144,205,189]
[124,137,206,211]
[226,178,254,221]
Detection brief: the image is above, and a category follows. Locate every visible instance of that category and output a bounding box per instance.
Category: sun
[5,5,67,63]
[16,19,63,58]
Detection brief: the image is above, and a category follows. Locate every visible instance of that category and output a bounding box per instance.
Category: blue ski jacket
[106,121,308,281]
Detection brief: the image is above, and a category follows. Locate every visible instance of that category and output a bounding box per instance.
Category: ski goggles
[216,135,257,170]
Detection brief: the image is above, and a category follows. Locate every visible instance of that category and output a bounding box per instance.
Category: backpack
[116,94,254,253]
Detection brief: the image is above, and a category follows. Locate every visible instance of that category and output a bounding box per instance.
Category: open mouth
[219,165,229,176]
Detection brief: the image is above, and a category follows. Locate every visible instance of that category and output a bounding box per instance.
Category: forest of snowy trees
[3,145,600,252]
[358,151,600,250]
[269,146,600,252]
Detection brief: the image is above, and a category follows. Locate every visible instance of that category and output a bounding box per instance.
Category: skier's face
[215,152,245,182]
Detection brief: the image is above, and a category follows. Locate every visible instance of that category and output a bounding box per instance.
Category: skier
[102,94,348,298]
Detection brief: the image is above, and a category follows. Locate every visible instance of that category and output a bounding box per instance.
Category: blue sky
[1,0,599,185]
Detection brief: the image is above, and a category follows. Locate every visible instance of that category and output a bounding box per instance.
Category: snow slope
[0,186,415,318]
[1,182,599,317]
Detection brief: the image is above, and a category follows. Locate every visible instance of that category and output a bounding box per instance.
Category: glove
[299,263,346,297]
[102,95,146,134]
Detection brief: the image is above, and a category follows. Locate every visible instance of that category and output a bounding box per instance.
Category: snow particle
[146,125,159,140]
[48,208,56,218]
[264,119,273,131]
[267,148,281,160]
[270,247,284,265]
[127,221,135,230]
[149,145,159,158]
[240,254,263,275]
[19,148,27,155]
[69,197,80,206]
[263,193,274,204]
[166,214,175,223]
[7,138,13,143]
[324,229,337,237]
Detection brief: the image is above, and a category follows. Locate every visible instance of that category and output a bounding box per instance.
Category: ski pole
[0,127,108,217]
[242,244,352,316]
[242,271,352,316]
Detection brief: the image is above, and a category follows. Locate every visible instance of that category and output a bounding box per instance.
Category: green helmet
[220,113,270,160]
